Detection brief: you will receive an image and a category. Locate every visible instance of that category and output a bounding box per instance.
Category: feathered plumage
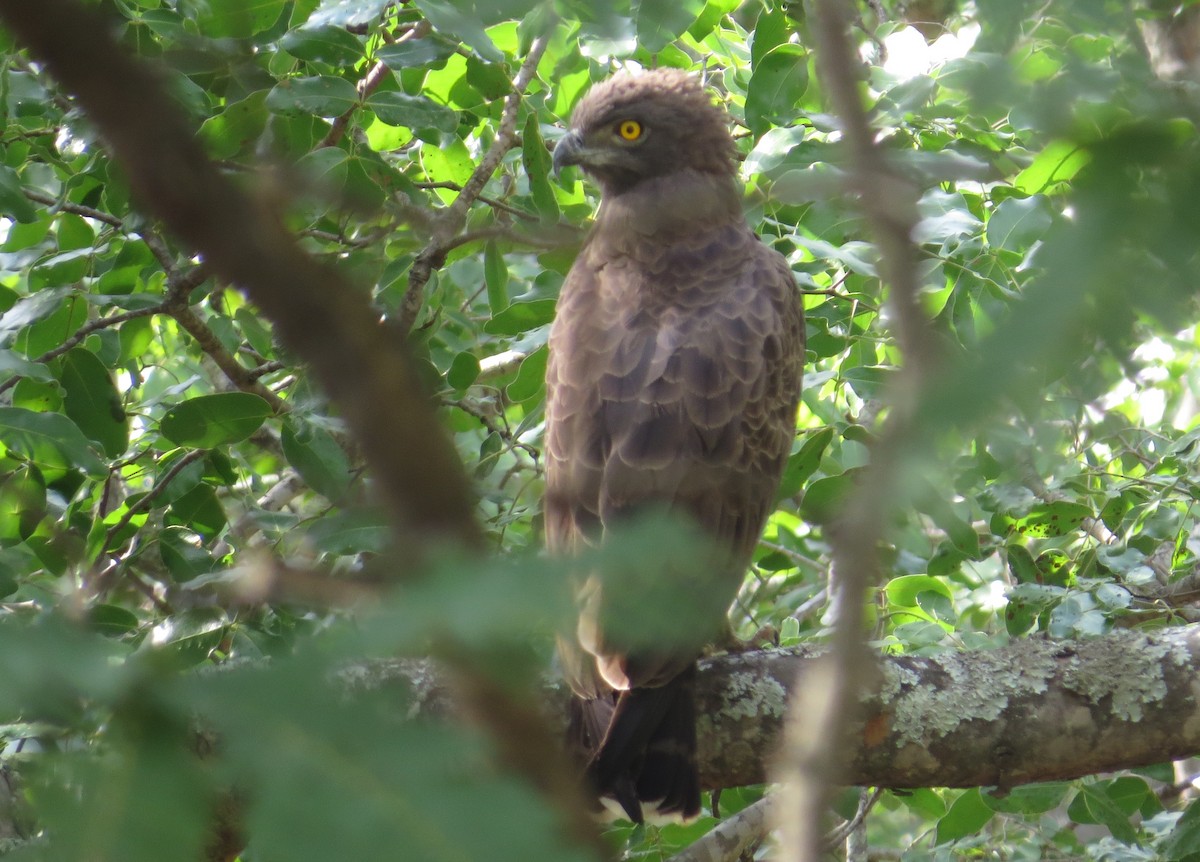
[544,68,806,822]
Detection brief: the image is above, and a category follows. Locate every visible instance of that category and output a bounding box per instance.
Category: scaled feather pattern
[544,68,806,823]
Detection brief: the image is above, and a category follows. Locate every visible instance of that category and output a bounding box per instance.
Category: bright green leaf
[160,393,272,449]
[266,75,359,117]
[745,44,808,135]
[58,347,128,458]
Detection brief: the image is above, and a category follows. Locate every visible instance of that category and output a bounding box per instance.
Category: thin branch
[398,35,550,333]
[440,223,574,254]
[93,448,210,593]
[442,393,542,468]
[822,788,883,849]
[413,181,538,222]
[23,188,124,227]
[169,304,289,413]
[0,303,161,395]
[321,22,432,149]
[779,2,931,860]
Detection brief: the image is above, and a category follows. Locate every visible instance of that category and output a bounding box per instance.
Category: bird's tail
[571,666,701,824]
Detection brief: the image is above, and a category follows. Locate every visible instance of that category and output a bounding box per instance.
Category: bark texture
[366,624,1200,792]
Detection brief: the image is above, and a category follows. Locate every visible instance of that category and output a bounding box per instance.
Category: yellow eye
[617,119,643,141]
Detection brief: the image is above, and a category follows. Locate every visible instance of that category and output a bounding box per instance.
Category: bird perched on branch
[544,68,806,823]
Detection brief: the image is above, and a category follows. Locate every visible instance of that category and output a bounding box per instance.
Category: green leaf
[750,6,789,69]
[58,347,128,458]
[745,44,808,135]
[377,39,456,69]
[0,407,107,477]
[0,287,71,348]
[0,348,53,382]
[507,347,547,403]
[447,352,481,391]
[634,0,705,53]
[986,196,1052,252]
[522,114,558,219]
[0,463,45,545]
[886,574,954,609]
[842,365,897,400]
[282,418,353,501]
[1014,140,1090,194]
[0,164,36,223]
[266,75,359,117]
[982,783,1069,815]
[412,0,502,62]
[306,0,392,27]
[280,23,364,65]
[1010,501,1092,538]
[799,469,862,525]
[484,299,556,336]
[168,484,227,538]
[160,393,272,449]
[936,788,994,845]
[484,240,509,315]
[295,146,350,190]
[466,57,512,100]
[55,213,94,251]
[1162,798,1200,859]
[199,91,270,159]
[1035,549,1072,586]
[159,526,216,582]
[304,509,392,555]
[194,0,286,37]
[86,603,140,636]
[1068,782,1139,845]
[776,426,833,500]
[1006,543,1039,583]
[365,91,458,131]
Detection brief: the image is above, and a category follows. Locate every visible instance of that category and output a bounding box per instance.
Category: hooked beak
[552,130,585,179]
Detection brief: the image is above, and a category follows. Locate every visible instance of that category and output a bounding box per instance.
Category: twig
[441,223,572,254]
[398,35,549,333]
[92,448,210,595]
[23,188,124,227]
[413,181,538,221]
[169,303,289,413]
[0,303,161,394]
[822,788,883,849]
[442,394,542,468]
[321,22,433,149]
[777,3,931,860]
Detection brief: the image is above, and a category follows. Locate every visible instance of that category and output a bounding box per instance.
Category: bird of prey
[544,68,806,823]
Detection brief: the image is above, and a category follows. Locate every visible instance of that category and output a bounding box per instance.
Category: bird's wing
[545,226,804,694]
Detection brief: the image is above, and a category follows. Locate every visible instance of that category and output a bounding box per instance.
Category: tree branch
[783,2,932,857]
[669,796,775,862]
[398,34,549,333]
[320,21,432,149]
[168,303,289,413]
[373,624,1200,794]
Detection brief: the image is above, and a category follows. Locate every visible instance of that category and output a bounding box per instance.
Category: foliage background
[2,0,1200,859]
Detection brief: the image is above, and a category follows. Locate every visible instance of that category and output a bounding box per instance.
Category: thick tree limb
[376,624,1200,792]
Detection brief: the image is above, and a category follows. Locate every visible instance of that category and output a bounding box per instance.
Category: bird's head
[552,68,737,196]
